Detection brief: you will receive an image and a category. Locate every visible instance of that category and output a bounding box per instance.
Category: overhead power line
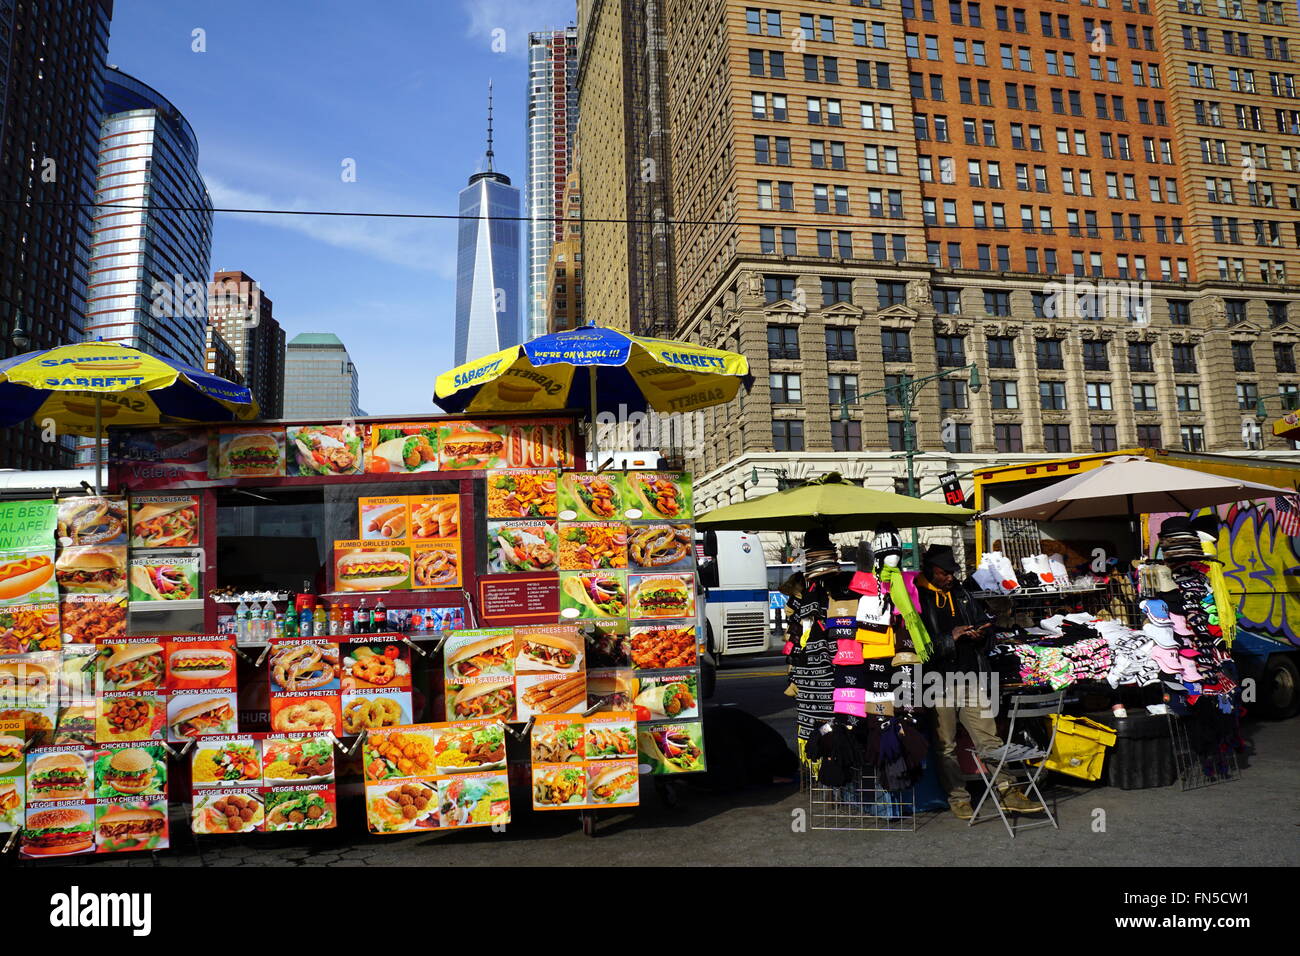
[0,196,1285,235]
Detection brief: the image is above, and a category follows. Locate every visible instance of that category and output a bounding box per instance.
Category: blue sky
[108,0,576,414]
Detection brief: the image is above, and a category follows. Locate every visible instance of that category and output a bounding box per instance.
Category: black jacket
[915,575,994,676]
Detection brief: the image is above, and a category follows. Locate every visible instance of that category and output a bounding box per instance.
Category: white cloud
[205,175,445,274]
[462,0,577,56]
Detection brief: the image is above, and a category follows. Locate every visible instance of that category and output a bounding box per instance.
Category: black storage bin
[1089,711,1177,790]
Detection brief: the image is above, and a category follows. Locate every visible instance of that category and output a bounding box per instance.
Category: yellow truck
[972,448,1300,719]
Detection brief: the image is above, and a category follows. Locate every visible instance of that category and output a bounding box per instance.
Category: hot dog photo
[0,550,57,604]
[333,544,411,592]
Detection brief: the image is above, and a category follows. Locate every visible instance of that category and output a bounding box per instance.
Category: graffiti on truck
[1150,498,1300,647]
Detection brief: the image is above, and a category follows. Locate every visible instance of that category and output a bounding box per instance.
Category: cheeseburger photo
[28,752,89,800]
[223,432,282,476]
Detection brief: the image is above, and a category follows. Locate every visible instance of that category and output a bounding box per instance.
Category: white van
[697,530,771,661]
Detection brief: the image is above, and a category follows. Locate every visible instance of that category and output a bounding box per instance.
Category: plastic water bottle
[234,594,250,645]
[260,594,276,642]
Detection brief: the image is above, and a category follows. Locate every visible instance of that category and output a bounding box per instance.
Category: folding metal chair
[968,689,1066,838]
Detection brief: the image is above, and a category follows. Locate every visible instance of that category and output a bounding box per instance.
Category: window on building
[1274,343,1296,373]
[826,327,857,361]
[1180,424,1205,452]
[1172,343,1197,373]
[995,423,1024,452]
[770,373,802,404]
[831,420,863,452]
[1040,381,1067,409]
[767,324,800,359]
[828,374,859,407]
[764,275,796,303]
[1237,381,1259,411]
[1086,381,1113,410]
[773,420,805,451]
[1128,341,1153,372]
[1175,383,1201,411]
[988,336,1016,368]
[822,277,854,304]
[939,379,969,409]
[1037,339,1064,369]
[991,379,1019,409]
[934,288,962,314]
[877,280,906,307]
[1091,424,1119,452]
[881,328,911,362]
[943,422,973,453]
[1132,383,1158,411]
[1043,423,1072,452]
[936,334,966,366]
[1232,341,1255,371]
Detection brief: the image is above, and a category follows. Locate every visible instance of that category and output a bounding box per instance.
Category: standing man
[914,545,1042,820]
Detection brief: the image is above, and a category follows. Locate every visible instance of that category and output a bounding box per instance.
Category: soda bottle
[354,598,369,635]
[373,598,388,634]
[299,600,314,639]
[313,603,327,638]
[341,602,354,636]
[329,603,343,637]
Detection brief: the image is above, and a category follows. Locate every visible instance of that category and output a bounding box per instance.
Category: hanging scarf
[1201,538,1236,647]
[880,565,933,662]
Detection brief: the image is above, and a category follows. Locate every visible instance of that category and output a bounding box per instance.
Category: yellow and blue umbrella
[435,326,750,418]
[0,341,258,488]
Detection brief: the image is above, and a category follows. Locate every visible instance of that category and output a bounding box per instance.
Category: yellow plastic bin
[1041,714,1118,781]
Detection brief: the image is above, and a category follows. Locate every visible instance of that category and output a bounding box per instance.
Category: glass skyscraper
[0,0,114,469]
[84,67,214,368]
[283,333,363,419]
[454,85,521,367]
[525,28,578,340]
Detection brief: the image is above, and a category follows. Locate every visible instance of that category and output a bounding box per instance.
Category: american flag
[1276,495,1300,537]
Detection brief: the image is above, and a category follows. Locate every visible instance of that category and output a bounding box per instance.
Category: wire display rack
[1167,713,1241,791]
[804,763,917,832]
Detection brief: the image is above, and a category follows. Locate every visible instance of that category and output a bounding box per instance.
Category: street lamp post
[838,363,981,567]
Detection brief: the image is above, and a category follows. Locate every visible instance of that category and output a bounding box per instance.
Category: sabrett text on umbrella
[502,367,565,395]
[43,376,147,388]
[666,388,725,410]
[454,359,504,388]
[661,352,727,370]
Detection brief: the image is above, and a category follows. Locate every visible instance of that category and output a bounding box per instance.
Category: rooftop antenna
[485,79,495,172]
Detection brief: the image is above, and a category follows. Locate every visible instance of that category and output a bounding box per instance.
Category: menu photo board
[353,493,462,590]
[209,426,286,480]
[340,635,414,735]
[443,629,516,722]
[0,499,60,656]
[530,713,640,811]
[190,732,337,835]
[127,548,201,602]
[22,738,170,858]
[362,719,509,833]
[0,717,24,836]
[164,635,239,745]
[285,423,365,477]
[268,639,342,736]
[128,495,200,549]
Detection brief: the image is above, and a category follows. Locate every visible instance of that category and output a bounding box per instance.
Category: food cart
[0,410,707,858]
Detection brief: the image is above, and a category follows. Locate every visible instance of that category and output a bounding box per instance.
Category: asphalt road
[23,657,1300,867]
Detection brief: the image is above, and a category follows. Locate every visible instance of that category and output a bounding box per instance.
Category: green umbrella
[696,472,975,533]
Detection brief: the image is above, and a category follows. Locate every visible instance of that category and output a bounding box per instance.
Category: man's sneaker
[950,799,974,820]
[998,789,1045,813]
